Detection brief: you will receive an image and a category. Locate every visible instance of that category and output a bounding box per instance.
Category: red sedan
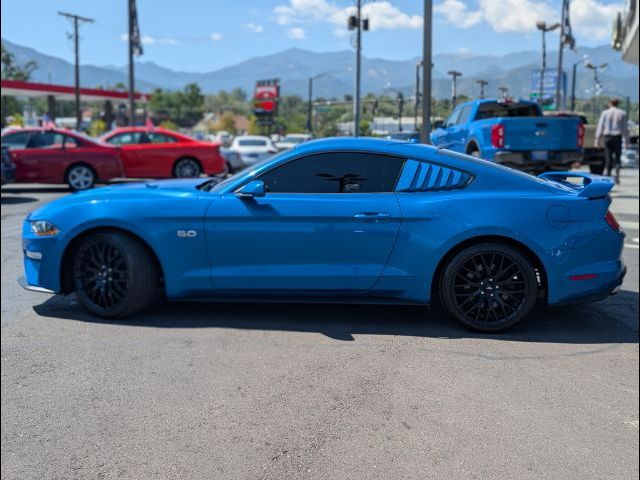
[1,128,122,191]
[100,127,225,178]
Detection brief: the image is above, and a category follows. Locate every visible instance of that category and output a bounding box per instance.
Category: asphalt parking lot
[1,170,638,480]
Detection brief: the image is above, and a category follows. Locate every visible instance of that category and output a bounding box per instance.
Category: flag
[130,0,143,57]
[561,0,576,50]
[41,114,56,129]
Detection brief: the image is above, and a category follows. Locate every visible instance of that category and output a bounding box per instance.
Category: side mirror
[236,179,265,199]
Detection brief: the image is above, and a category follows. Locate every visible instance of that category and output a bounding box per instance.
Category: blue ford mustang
[20,138,626,332]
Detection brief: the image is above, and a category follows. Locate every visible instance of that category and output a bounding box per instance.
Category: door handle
[354,212,390,218]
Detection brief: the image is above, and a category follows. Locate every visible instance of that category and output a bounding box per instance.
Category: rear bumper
[493,150,582,172]
[552,265,627,306]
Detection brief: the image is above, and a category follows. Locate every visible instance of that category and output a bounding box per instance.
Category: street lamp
[307,68,351,133]
[415,61,422,131]
[498,86,509,98]
[447,70,462,106]
[348,0,370,137]
[535,21,560,108]
[476,79,488,99]
[584,61,608,94]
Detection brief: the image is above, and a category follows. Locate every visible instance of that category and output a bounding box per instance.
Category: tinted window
[64,135,80,148]
[107,132,144,145]
[474,102,540,120]
[238,139,267,147]
[457,105,473,125]
[1,131,31,149]
[147,133,176,144]
[29,132,65,149]
[258,152,405,194]
[444,107,461,128]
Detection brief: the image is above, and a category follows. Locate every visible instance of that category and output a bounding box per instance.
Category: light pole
[498,86,509,98]
[535,21,560,108]
[348,1,369,137]
[447,70,462,106]
[414,61,421,131]
[307,69,350,133]
[421,0,433,144]
[584,61,607,93]
[555,0,575,110]
[476,79,488,99]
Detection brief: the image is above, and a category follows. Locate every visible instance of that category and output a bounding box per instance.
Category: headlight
[30,220,60,237]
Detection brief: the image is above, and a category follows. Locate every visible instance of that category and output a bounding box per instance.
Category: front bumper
[18,275,55,294]
[494,150,583,172]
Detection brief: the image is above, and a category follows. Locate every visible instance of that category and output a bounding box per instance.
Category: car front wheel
[73,231,160,318]
[440,243,538,332]
[67,164,96,191]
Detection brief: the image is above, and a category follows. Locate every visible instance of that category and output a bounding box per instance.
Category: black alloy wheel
[440,243,538,332]
[73,231,160,318]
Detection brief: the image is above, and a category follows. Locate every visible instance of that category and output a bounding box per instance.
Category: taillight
[605,210,620,232]
[577,123,585,148]
[490,124,504,148]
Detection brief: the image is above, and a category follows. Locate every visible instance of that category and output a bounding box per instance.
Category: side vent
[395,159,472,192]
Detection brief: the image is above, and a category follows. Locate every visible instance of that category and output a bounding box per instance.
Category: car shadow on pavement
[0,195,38,204]
[33,290,639,344]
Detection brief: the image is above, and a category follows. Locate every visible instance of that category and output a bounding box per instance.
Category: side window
[257,152,405,194]
[107,132,143,145]
[29,132,65,149]
[444,107,461,128]
[1,131,31,149]
[456,105,473,125]
[64,135,80,149]
[147,133,176,144]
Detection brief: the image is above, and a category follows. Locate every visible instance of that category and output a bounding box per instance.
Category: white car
[230,135,278,168]
[275,133,313,151]
[621,147,638,168]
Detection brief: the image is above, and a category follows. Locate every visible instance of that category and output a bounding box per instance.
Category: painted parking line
[619,221,639,230]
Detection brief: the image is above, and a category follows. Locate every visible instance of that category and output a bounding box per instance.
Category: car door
[12,131,67,183]
[105,131,148,178]
[204,152,405,292]
[448,104,473,152]
[430,106,462,150]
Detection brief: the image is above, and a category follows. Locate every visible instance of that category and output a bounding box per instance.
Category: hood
[28,178,215,221]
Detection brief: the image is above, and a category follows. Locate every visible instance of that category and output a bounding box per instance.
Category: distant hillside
[2,39,637,100]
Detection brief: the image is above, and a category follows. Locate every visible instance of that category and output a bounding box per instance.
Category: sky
[0,0,624,72]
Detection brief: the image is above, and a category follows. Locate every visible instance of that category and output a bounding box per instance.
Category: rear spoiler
[538,171,615,199]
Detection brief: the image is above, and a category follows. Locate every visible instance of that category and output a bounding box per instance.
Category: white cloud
[570,0,621,40]
[434,0,482,28]
[210,32,223,41]
[287,27,307,39]
[245,22,264,33]
[120,33,177,45]
[478,0,556,33]
[274,0,422,34]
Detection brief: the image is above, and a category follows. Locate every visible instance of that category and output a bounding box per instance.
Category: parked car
[220,147,243,174]
[101,127,225,178]
[621,147,638,168]
[19,138,625,333]
[229,135,277,168]
[430,99,583,173]
[545,112,605,174]
[274,133,313,151]
[1,145,16,185]
[1,128,122,190]
[386,131,420,142]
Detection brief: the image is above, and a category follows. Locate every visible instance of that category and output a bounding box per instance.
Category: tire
[73,231,160,318]
[440,242,538,332]
[67,164,96,191]
[589,162,605,175]
[173,158,202,178]
[467,145,481,158]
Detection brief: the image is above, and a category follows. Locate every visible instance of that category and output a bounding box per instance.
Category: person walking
[595,98,629,184]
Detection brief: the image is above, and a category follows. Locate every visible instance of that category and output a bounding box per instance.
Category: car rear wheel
[174,158,202,178]
[73,231,160,318]
[440,243,538,332]
[67,164,96,191]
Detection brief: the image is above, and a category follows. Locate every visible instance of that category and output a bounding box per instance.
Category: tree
[214,112,237,134]
[1,42,37,127]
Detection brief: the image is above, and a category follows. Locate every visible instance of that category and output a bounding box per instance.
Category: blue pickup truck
[430,99,584,173]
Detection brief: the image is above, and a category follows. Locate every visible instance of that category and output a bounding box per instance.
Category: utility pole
[420,0,433,144]
[58,12,94,130]
[348,1,368,137]
[555,0,574,110]
[307,77,313,133]
[570,61,578,111]
[447,70,462,106]
[476,79,488,99]
[414,62,421,131]
[536,21,560,108]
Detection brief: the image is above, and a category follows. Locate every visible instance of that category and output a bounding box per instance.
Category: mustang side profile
[20,138,626,332]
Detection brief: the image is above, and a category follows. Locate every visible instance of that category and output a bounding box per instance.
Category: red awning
[0,79,151,103]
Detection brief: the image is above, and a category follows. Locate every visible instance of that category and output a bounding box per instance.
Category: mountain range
[2,38,638,101]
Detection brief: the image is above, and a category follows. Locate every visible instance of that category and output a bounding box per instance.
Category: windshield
[283,136,306,143]
[238,139,267,147]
